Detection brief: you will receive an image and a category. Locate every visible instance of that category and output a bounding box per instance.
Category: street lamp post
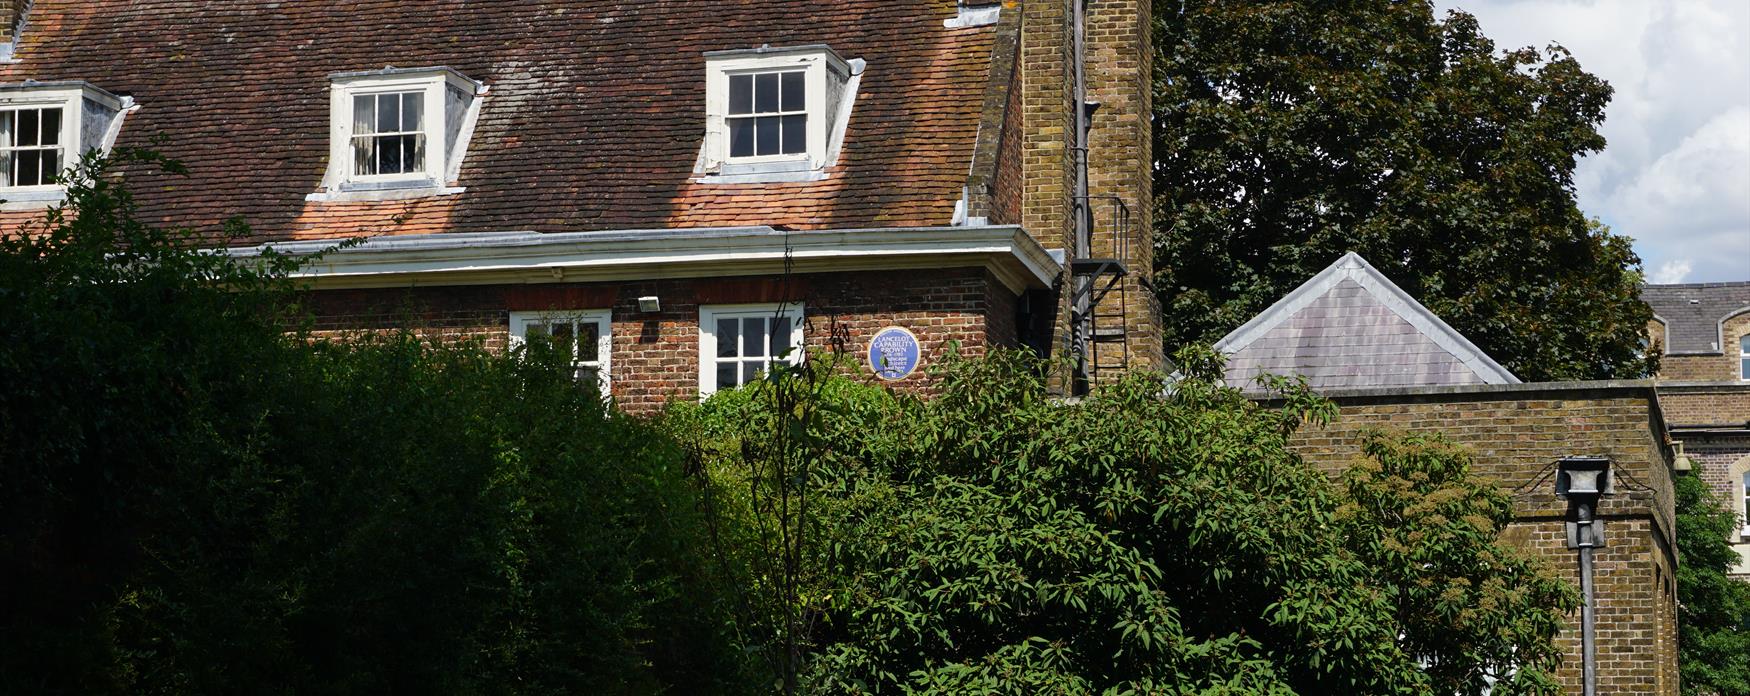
[1556,456,1612,696]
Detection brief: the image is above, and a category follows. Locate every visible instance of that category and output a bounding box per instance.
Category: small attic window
[313,67,486,201]
[699,45,863,183]
[0,81,134,204]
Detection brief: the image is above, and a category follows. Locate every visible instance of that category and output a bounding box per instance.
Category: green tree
[679,348,1576,694]
[1151,0,1654,381]
[0,151,755,694]
[1675,475,1750,696]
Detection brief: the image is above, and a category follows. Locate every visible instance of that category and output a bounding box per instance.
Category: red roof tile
[2,0,997,243]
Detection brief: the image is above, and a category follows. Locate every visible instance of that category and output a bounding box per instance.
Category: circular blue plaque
[867,326,921,381]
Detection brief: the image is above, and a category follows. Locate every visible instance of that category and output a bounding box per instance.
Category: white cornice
[225,225,1063,294]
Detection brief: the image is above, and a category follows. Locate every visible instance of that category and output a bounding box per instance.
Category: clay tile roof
[1643,282,1750,355]
[1,1,999,243]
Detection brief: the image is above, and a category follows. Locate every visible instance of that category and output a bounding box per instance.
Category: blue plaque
[867,326,921,380]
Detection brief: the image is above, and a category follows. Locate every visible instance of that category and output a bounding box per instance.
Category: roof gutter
[225,225,1062,294]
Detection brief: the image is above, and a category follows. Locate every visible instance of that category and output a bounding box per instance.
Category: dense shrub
[1675,474,1750,696]
[0,152,752,694]
[675,349,1576,694]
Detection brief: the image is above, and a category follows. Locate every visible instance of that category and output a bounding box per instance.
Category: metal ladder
[1070,195,1131,395]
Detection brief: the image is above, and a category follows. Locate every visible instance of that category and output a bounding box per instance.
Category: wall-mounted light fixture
[1556,455,1612,696]
[637,296,661,313]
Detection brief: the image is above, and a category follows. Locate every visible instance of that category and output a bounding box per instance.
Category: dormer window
[0,81,134,204]
[699,45,863,183]
[313,67,486,202]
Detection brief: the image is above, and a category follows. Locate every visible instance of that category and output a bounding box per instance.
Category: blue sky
[1434,0,1749,283]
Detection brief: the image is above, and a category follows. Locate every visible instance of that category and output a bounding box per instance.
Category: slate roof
[1643,282,1750,355]
[1215,253,1519,391]
[0,0,1001,243]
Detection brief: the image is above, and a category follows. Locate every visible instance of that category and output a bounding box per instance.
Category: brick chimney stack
[1020,0,1163,380]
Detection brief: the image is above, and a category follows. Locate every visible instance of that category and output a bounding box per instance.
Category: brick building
[1645,281,1750,577]
[1222,253,1682,694]
[0,0,1161,412]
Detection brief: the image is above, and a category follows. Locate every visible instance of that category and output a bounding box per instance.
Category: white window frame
[0,82,132,196]
[702,47,851,173]
[321,67,484,196]
[508,310,613,395]
[698,303,805,397]
[1738,334,1749,381]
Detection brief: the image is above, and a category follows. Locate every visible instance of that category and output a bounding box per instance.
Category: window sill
[0,188,68,211]
[306,181,464,203]
[694,160,827,185]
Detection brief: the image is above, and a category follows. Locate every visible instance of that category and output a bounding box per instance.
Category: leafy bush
[1675,474,1750,696]
[0,152,752,694]
[675,348,1576,694]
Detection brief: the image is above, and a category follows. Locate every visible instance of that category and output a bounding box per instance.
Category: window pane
[378,94,400,133]
[780,71,805,111]
[0,151,11,187]
[18,109,37,147]
[1741,357,1750,380]
[742,361,760,384]
[551,321,574,357]
[729,74,753,115]
[38,149,58,185]
[716,363,738,390]
[0,111,14,148]
[1741,334,1750,353]
[780,114,806,155]
[354,136,376,176]
[353,94,375,135]
[754,72,779,113]
[401,92,421,132]
[577,366,601,386]
[525,323,550,338]
[578,322,601,362]
[15,150,40,186]
[772,316,793,356]
[742,317,765,357]
[755,116,780,156]
[39,108,59,146]
[729,118,754,158]
[717,319,740,358]
[379,136,402,174]
[406,134,426,173]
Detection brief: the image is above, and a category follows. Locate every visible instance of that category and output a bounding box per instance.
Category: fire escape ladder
[1070,195,1130,394]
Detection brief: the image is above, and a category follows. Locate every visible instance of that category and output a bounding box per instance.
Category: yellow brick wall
[1286,386,1678,695]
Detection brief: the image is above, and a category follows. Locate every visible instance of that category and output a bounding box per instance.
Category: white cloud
[1649,259,1693,285]
[1436,0,1750,282]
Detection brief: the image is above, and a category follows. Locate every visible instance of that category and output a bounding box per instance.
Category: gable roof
[1215,252,1519,391]
[0,0,1004,243]
[1642,281,1750,355]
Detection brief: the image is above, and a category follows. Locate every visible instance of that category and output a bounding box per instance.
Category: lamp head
[1556,456,1612,499]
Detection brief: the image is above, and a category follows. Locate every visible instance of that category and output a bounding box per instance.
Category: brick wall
[1283,382,1678,694]
[1658,385,1750,426]
[300,268,1021,413]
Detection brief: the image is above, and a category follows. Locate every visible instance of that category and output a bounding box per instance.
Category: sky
[1433,0,1750,283]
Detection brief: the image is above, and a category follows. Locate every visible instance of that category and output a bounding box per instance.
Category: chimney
[1017,0,1163,383]
[0,0,26,58]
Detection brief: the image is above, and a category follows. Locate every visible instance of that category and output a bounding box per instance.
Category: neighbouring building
[1220,253,1682,694]
[0,0,1162,413]
[1645,281,1750,577]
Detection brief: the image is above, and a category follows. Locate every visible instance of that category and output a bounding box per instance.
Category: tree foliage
[0,152,753,694]
[1674,474,1750,696]
[1151,0,1654,381]
[677,348,1576,694]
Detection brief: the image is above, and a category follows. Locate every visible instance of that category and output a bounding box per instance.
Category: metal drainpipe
[1070,0,1092,391]
[1577,500,1598,696]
